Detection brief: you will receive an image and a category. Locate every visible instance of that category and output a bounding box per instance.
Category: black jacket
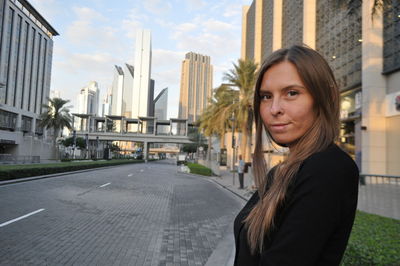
[233,144,359,266]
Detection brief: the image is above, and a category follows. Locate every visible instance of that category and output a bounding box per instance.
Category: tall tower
[77,81,100,116]
[132,29,152,118]
[178,52,213,123]
[111,65,124,116]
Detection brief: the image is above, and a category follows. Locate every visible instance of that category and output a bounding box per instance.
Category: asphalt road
[0,159,243,266]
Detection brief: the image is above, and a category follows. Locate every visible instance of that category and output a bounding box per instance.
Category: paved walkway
[202,168,256,266]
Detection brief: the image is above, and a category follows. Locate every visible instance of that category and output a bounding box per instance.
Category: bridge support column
[144,141,148,163]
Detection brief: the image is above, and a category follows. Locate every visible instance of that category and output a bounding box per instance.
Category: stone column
[272,0,283,51]
[361,0,387,174]
[303,0,316,49]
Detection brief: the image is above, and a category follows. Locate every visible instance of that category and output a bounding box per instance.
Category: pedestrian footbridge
[70,114,195,159]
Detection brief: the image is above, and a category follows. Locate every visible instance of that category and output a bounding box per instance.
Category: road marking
[140,169,144,172]
[0,209,45,228]
[128,174,133,177]
[99,182,111,188]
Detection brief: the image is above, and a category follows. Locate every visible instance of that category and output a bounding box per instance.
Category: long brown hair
[244,45,340,253]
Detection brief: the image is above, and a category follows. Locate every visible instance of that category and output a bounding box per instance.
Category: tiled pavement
[0,161,245,266]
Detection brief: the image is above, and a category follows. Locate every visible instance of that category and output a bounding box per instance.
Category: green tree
[199,85,237,147]
[60,136,86,150]
[39,97,72,143]
[224,59,258,162]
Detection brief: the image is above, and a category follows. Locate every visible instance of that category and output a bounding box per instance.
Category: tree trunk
[220,131,226,149]
[240,126,248,162]
[53,128,60,160]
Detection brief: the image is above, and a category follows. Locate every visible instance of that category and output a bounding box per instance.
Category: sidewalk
[209,167,256,201]
[204,167,256,266]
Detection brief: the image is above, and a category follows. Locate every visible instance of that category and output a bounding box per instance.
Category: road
[0,160,244,266]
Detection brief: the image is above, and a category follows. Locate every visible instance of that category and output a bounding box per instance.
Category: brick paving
[0,160,243,266]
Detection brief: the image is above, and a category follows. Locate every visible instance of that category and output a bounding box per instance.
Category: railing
[0,154,40,164]
[358,174,400,220]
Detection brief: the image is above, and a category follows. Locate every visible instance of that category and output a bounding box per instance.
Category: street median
[0,159,144,181]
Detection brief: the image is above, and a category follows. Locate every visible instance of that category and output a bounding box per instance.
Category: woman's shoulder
[298,144,359,187]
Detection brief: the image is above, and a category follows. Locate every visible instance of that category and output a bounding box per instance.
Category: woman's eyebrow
[281,84,305,90]
[260,84,305,92]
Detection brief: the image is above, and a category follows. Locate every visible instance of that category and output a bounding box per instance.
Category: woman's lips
[269,123,289,132]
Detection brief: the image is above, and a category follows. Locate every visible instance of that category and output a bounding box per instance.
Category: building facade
[110,65,124,116]
[77,81,99,116]
[132,29,152,118]
[241,0,400,175]
[154,87,168,121]
[178,52,213,123]
[0,0,58,159]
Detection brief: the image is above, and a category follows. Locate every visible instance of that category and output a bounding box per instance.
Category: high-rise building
[154,87,168,120]
[0,0,59,159]
[132,29,152,118]
[178,52,213,123]
[101,88,112,117]
[122,63,134,118]
[77,81,100,116]
[242,0,400,175]
[110,65,124,116]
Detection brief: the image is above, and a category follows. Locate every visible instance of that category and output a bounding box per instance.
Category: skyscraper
[77,81,100,116]
[178,52,213,123]
[101,88,112,117]
[110,65,124,116]
[154,87,168,121]
[122,63,134,118]
[132,29,152,118]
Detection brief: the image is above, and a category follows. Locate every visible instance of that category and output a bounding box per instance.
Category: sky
[30,0,249,118]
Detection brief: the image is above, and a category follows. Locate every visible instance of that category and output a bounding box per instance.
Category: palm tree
[199,85,237,147]
[224,59,258,162]
[39,97,73,143]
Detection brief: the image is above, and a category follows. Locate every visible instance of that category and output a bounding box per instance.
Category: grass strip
[342,210,400,265]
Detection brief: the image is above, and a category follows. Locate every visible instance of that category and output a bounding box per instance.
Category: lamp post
[231,113,236,186]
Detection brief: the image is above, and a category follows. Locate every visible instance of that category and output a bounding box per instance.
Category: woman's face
[259,61,316,148]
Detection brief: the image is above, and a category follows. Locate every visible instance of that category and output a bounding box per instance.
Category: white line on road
[0,209,45,228]
[99,182,111,188]
[128,174,133,177]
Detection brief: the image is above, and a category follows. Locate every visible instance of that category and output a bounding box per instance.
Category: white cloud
[223,4,243,17]
[202,18,235,33]
[186,0,207,10]
[65,7,122,51]
[143,0,172,14]
[153,49,185,68]
[121,8,148,39]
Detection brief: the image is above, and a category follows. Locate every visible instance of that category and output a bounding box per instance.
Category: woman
[233,45,359,266]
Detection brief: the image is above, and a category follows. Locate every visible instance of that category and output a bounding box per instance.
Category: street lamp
[231,113,236,186]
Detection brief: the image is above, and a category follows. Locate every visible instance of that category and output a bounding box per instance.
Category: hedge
[341,210,400,265]
[187,162,212,176]
[0,159,144,181]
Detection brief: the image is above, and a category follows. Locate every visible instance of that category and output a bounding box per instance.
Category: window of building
[0,109,17,131]
[21,115,32,132]
[383,0,400,74]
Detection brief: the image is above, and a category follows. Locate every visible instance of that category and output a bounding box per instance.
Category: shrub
[0,159,144,181]
[341,211,400,265]
[187,162,212,176]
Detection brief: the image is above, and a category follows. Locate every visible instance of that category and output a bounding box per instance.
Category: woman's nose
[270,98,283,116]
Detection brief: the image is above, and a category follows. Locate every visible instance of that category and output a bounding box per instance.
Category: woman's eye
[260,94,271,100]
[287,90,299,97]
